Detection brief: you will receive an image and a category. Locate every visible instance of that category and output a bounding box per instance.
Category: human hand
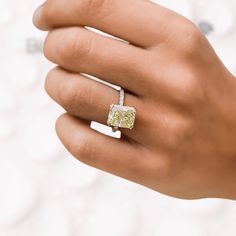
[33,0,236,199]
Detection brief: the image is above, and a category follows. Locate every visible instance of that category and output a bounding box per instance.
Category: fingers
[44,27,150,93]
[55,113,149,183]
[45,67,145,140]
[33,0,179,48]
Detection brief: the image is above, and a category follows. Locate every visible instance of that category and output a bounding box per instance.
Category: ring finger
[45,67,149,141]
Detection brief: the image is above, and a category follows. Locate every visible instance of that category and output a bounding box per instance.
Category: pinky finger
[56,113,147,182]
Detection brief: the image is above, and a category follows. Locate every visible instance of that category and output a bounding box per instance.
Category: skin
[33,0,236,200]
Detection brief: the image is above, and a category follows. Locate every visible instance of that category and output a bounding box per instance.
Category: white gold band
[119,88,125,106]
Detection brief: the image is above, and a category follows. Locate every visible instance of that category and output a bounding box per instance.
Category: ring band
[107,88,136,132]
[112,88,125,132]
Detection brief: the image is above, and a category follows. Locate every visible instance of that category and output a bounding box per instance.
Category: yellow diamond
[107,105,136,129]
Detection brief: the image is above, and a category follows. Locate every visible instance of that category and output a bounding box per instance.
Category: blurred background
[1,0,236,235]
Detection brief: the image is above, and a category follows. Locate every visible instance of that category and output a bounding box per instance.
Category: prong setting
[107,104,136,130]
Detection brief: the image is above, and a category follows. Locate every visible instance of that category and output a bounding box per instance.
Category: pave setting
[107,104,136,130]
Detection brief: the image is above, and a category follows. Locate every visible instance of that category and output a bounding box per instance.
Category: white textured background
[0,0,236,235]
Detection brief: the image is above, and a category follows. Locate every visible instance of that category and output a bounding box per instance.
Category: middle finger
[44,26,152,94]
[45,67,150,141]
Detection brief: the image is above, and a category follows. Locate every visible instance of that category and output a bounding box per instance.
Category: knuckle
[59,80,80,109]
[170,68,201,107]
[76,85,93,108]
[81,82,96,108]
[181,24,204,54]
[83,0,110,18]
[58,29,95,60]
[59,78,95,111]
[71,135,95,162]
[164,114,193,149]
[57,29,80,59]
[181,74,199,101]
[178,70,206,107]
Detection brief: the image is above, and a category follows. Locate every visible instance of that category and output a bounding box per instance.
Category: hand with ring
[33,0,236,200]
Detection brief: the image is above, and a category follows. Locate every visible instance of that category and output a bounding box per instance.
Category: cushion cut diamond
[107,105,136,129]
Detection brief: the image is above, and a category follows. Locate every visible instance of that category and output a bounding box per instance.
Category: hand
[33,0,236,199]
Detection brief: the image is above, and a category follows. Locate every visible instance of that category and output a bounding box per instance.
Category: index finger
[33,0,180,48]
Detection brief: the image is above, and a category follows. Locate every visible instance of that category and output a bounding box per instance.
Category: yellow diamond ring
[107,88,136,132]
